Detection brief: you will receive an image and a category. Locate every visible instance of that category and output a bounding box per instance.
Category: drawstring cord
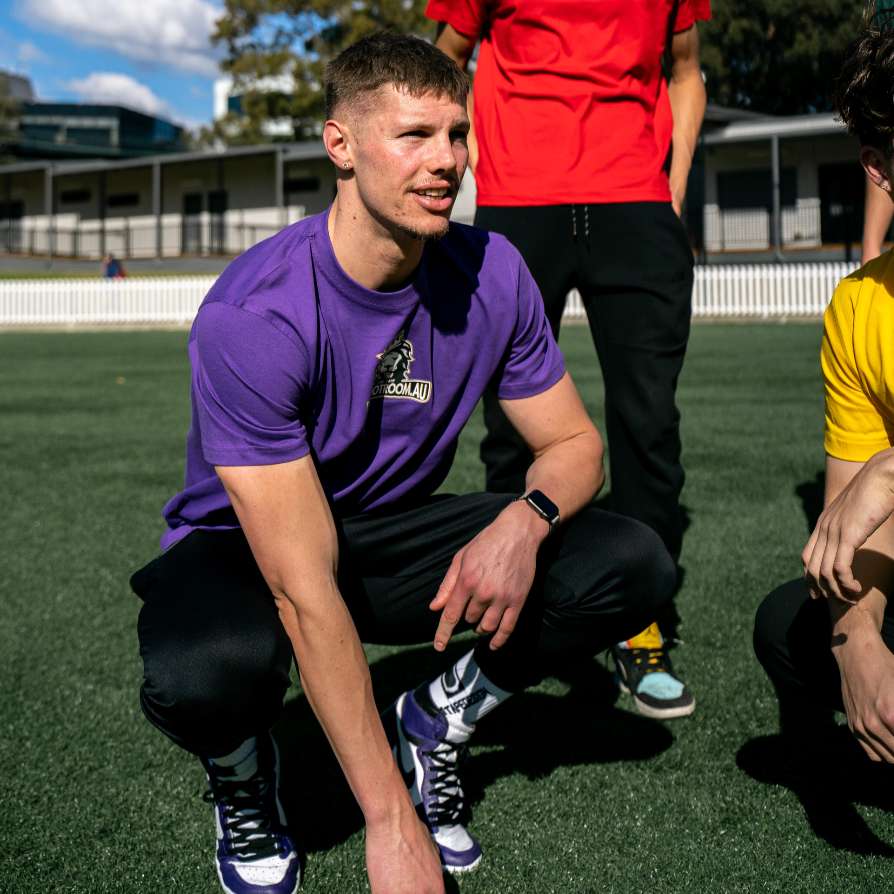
[571,205,590,251]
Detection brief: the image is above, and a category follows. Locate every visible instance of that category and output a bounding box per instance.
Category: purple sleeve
[194,301,312,466]
[494,256,567,400]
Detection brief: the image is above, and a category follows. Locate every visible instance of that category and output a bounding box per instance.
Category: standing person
[430,0,710,719]
[130,32,675,894]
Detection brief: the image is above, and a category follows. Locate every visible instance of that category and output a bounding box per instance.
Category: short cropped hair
[324,30,468,121]
[835,17,894,157]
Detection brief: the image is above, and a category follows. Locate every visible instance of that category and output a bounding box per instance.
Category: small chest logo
[370,330,432,404]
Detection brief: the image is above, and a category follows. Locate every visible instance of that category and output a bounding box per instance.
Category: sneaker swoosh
[398,750,416,792]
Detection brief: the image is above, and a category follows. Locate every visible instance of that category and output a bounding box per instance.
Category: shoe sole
[445,853,482,874]
[616,674,696,720]
[217,864,300,894]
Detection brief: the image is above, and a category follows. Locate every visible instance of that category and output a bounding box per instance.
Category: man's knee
[139,609,292,754]
[753,578,813,689]
[551,509,676,630]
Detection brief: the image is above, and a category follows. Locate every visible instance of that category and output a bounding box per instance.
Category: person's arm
[803,449,894,761]
[862,174,894,265]
[430,372,604,650]
[667,24,707,218]
[216,457,444,894]
[435,23,479,174]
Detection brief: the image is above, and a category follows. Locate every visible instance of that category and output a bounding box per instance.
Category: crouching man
[130,31,675,894]
[755,24,894,768]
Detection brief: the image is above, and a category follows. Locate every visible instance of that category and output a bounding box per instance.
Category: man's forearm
[274,582,412,824]
[524,431,604,525]
[668,72,706,213]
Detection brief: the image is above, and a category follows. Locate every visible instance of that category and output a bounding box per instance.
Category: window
[0,201,24,220]
[108,193,140,208]
[717,169,797,209]
[60,188,91,205]
[284,176,321,193]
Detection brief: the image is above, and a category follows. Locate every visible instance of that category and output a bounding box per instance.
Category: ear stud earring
[343,163,349,169]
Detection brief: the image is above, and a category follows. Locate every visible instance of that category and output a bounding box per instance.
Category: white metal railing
[0,262,860,327]
[703,200,823,251]
[0,206,306,261]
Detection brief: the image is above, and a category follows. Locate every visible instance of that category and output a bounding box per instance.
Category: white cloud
[16,0,224,77]
[65,72,202,128]
[18,40,51,65]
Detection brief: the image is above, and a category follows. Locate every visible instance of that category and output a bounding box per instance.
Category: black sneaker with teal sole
[612,622,695,720]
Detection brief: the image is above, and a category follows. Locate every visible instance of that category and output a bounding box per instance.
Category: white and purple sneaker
[381,686,482,873]
[200,732,301,894]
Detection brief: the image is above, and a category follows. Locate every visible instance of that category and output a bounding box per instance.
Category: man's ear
[861,144,892,191]
[324,118,355,173]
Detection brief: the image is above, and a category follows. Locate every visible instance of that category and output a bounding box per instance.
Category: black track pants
[132,493,675,756]
[474,203,693,562]
[754,577,894,712]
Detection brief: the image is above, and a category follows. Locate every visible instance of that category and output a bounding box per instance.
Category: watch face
[527,490,559,522]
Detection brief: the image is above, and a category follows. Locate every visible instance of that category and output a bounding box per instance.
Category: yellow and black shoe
[612,623,695,719]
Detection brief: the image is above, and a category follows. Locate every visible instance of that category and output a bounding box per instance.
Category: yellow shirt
[823,249,894,461]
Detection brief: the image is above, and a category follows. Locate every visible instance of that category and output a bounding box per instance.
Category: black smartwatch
[515,489,560,534]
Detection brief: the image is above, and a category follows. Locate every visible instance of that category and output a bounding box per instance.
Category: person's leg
[132,528,300,894]
[754,577,848,712]
[577,202,693,563]
[343,493,674,871]
[338,492,674,669]
[134,529,294,755]
[473,205,578,494]
[573,202,695,717]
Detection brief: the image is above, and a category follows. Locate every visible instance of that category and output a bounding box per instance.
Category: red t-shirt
[426,0,711,206]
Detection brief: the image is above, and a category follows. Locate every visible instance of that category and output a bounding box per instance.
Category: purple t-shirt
[160,209,566,550]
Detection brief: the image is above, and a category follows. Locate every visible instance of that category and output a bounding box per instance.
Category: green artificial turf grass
[2,323,894,893]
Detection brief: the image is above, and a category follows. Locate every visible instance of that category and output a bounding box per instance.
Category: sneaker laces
[628,641,681,677]
[203,768,286,861]
[422,737,470,826]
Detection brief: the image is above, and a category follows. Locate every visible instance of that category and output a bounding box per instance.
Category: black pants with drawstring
[132,493,675,757]
[474,203,693,564]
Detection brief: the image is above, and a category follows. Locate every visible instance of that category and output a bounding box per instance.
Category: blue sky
[0,0,227,130]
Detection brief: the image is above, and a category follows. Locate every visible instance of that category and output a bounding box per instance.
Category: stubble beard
[393,217,450,243]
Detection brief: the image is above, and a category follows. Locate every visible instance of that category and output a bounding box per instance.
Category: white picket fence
[0,276,218,326]
[563,261,859,322]
[0,262,861,327]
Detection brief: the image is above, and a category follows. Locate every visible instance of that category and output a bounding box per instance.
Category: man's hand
[803,448,894,602]
[832,602,894,762]
[366,809,445,894]
[430,500,547,651]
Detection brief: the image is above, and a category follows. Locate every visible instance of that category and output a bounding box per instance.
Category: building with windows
[0,93,868,264]
[1,70,187,162]
[698,111,865,258]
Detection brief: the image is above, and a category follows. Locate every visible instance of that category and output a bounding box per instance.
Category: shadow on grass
[796,471,825,535]
[738,706,894,857]
[274,641,674,855]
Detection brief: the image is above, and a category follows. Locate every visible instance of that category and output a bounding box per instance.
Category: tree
[699,0,866,115]
[198,0,435,146]
[0,74,22,165]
